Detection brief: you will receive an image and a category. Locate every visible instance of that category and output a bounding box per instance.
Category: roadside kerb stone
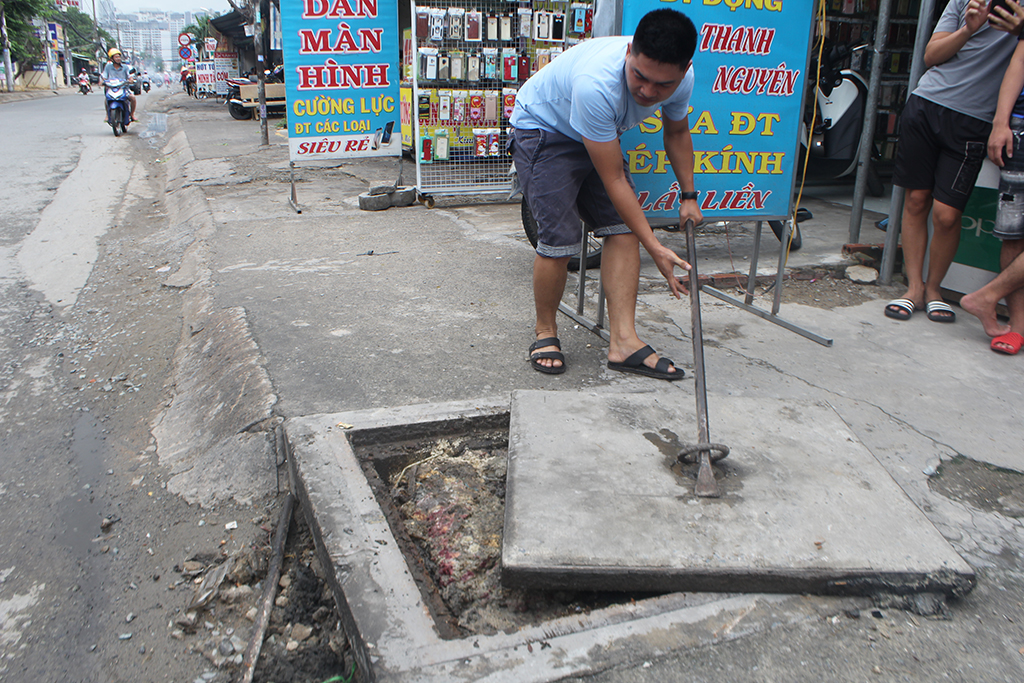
[151,113,280,508]
[285,399,867,683]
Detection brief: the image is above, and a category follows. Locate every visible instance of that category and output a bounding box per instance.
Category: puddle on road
[139,112,167,140]
[59,413,109,560]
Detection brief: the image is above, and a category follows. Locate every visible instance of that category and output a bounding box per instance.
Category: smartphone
[990,0,1012,14]
[382,121,395,144]
[467,54,480,81]
[552,13,565,42]
[500,16,512,42]
[487,15,499,41]
[438,55,449,80]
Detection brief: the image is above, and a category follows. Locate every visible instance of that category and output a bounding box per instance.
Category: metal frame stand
[559,220,831,347]
[702,220,832,347]
[288,161,302,214]
[557,223,609,342]
[287,156,404,216]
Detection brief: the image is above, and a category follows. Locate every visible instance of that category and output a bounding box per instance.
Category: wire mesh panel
[408,0,595,198]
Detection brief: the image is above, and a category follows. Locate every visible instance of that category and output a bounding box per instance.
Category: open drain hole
[356,429,665,639]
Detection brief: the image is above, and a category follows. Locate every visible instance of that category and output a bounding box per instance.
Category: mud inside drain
[355,429,663,639]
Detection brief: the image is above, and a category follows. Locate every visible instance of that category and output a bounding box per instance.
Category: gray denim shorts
[510,128,632,258]
[995,118,1024,241]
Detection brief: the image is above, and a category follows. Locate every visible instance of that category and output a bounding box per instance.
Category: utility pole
[1,2,15,92]
[253,0,268,146]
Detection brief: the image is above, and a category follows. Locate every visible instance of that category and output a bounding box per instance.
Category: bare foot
[960,291,1010,337]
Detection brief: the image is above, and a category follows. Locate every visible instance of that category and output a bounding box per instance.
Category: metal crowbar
[682,219,729,497]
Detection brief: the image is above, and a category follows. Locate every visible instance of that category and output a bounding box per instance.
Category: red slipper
[991,332,1024,355]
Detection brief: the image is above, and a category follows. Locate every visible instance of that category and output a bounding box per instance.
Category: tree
[61,6,113,56]
[181,14,213,43]
[1,0,51,84]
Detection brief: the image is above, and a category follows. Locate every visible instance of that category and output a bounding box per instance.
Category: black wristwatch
[679,191,699,201]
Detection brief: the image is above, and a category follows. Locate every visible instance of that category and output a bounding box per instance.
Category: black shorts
[510,128,632,258]
[892,95,990,212]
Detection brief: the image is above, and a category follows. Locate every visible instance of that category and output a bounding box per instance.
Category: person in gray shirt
[100,48,137,123]
[885,0,1024,323]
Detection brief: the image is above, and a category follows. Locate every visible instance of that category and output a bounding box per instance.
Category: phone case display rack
[407,0,594,198]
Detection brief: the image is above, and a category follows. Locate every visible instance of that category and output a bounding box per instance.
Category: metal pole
[772,220,790,316]
[880,0,937,285]
[745,221,763,305]
[848,0,894,243]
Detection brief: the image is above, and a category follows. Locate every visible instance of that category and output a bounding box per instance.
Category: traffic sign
[179,46,193,61]
[178,32,190,47]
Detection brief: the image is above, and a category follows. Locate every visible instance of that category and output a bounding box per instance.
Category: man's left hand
[679,198,703,229]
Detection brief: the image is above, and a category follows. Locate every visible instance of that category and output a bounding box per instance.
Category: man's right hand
[649,243,691,299]
[989,123,1014,165]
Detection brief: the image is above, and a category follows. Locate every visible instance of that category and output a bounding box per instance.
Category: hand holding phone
[986,0,1020,29]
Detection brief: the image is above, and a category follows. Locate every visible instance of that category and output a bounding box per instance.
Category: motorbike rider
[100,48,137,122]
[78,68,91,93]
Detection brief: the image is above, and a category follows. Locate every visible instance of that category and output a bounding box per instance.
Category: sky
[109,0,234,15]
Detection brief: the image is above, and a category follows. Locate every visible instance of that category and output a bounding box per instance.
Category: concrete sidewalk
[152,90,1024,682]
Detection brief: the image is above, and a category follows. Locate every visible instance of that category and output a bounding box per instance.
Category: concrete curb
[0,88,65,105]
[150,112,280,508]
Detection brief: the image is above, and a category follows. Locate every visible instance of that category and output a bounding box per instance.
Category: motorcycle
[227,66,286,121]
[226,76,254,120]
[105,79,131,137]
[801,42,885,197]
[78,79,91,95]
[142,79,151,93]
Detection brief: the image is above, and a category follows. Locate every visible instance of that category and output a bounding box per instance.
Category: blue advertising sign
[621,0,814,222]
[281,0,401,160]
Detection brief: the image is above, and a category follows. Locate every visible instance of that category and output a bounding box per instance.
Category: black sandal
[529,337,565,375]
[607,344,684,381]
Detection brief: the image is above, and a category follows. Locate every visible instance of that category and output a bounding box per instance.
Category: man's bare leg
[532,253,570,370]
[961,238,1024,337]
[922,200,965,320]
[890,188,934,313]
[602,232,680,374]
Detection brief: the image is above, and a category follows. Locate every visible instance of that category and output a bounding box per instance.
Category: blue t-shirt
[510,36,694,143]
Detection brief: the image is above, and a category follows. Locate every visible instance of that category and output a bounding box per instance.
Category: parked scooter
[802,42,885,197]
[226,76,254,120]
[105,79,131,136]
[226,66,286,121]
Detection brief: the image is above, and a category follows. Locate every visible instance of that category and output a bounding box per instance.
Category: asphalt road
[0,90,272,683]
